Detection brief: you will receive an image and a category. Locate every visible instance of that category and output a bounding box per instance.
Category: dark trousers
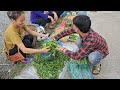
[33,11,64,26]
[9,34,34,58]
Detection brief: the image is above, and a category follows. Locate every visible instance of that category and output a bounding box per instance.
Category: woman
[30,11,64,29]
[3,11,50,63]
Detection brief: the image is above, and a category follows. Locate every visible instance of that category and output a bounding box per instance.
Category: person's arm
[17,43,49,54]
[48,15,55,24]
[54,28,76,40]
[62,39,94,60]
[52,11,58,21]
[24,25,48,38]
[34,11,48,20]
[9,32,49,54]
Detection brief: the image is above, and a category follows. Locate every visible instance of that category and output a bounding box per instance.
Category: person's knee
[23,34,34,43]
[34,18,47,26]
[22,39,32,48]
[39,18,47,26]
[88,54,98,65]
[88,51,103,65]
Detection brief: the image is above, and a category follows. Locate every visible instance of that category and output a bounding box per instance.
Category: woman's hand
[41,47,50,53]
[41,34,49,39]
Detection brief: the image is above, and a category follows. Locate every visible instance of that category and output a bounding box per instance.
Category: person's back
[30,11,36,23]
[4,23,26,52]
[30,11,54,24]
[4,23,13,52]
[30,11,45,23]
[53,15,109,75]
[87,29,109,57]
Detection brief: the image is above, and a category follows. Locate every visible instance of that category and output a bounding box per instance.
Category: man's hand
[50,36,55,40]
[56,46,63,51]
[53,11,58,21]
[56,46,66,52]
[48,15,55,24]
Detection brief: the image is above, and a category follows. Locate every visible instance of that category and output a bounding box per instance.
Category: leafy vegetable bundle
[68,34,79,42]
[32,40,70,79]
[67,58,94,79]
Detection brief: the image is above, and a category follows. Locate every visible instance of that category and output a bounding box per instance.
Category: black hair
[73,15,91,33]
[7,11,24,20]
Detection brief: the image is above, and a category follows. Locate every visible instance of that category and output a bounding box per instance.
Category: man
[52,15,109,75]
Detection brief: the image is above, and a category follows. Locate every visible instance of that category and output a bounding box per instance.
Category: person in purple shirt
[30,11,64,29]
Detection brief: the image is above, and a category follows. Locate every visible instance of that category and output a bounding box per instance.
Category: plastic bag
[58,42,79,79]
[14,64,39,79]
[67,58,94,79]
[36,26,46,41]
[78,11,87,16]
[40,52,55,61]
[60,11,66,17]
[62,42,79,52]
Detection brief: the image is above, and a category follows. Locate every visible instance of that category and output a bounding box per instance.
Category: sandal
[21,58,33,64]
[92,64,101,75]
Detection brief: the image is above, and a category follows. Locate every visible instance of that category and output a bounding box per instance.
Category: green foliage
[68,34,79,42]
[32,40,70,79]
[67,58,94,79]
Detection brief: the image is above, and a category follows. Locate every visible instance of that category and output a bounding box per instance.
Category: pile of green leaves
[64,19,72,29]
[66,19,72,24]
[41,40,59,61]
[32,40,70,79]
[42,40,58,52]
[64,24,71,30]
[68,34,79,42]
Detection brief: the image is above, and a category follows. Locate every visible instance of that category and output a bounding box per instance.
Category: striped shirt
[54,28,109,60]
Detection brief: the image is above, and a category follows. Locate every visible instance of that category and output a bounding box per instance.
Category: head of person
[72,15,91,34]
[7,11,25,27]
